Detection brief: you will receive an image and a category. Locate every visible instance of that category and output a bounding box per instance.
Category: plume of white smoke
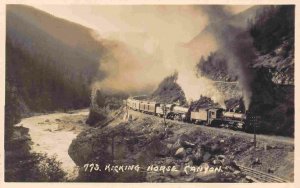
[169,35,226,106]
[88,5,227,103]
[177,69,226,107]
[94,6,232,107]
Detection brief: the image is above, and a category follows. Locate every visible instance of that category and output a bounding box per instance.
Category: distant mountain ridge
[7,5,104,55]
[188,6,266,49]
[6,5,105,82]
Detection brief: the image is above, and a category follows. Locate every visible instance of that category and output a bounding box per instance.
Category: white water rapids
[15,109,89,180]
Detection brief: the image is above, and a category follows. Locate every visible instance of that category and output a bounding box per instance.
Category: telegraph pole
[248,112,257,149]
[163,103,167,127]
[254,117,256,149]
[251,114,258,165]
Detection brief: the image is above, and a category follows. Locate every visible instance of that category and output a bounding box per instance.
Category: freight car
[139,101,160,115]
[127,98,140,111]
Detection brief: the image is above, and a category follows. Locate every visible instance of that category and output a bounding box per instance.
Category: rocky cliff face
[253,41,294,85]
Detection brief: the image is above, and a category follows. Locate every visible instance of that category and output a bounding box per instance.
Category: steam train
[125,98,258,131]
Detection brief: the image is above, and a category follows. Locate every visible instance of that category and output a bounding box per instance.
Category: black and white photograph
[2,0,296,184]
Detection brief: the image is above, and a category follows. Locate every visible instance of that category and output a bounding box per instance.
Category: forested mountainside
[250,6,294,85]
[196,52,236,82]
[6,5,107,115]
[195,5,294,136]
[248,6,294,136]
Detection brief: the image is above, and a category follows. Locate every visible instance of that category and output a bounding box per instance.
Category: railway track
[238,165,289,183]
[128,109,294,145]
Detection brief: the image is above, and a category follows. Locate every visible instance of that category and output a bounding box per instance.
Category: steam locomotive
[125,98,257,131]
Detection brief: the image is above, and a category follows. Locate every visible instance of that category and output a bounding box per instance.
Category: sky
[32,5,252,41]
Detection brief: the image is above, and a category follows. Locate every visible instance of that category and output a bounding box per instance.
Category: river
[15,109,90,180]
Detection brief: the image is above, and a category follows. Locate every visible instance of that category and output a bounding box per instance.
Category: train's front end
[222,111,247,130]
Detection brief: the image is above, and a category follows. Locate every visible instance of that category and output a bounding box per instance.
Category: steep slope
[193,5,294,136]
[6,5,106,114]
[250,6,294,85]
[150,72,187,105]
[247,6,294,137]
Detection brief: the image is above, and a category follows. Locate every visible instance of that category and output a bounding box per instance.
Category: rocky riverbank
[12,109,90,180]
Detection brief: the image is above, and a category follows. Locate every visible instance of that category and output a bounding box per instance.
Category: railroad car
[190,108,208,125]
[155,104,175,117]
[139,101,159,114]
[127,98,140,111]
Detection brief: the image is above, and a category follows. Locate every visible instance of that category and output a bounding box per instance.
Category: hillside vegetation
[195,5,294,137]
[249,6,294,55]
[196,52,236,82]
[247,6,294,137]
[150,72,187,105]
